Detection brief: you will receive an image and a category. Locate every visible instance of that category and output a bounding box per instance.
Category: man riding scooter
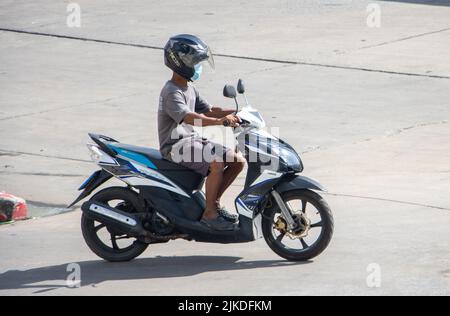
[159,34,246,231]
[73,37,334,261]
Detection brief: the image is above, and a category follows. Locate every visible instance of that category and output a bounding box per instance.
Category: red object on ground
[0,192,28,222]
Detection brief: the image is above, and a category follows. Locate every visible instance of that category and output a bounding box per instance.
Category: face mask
[191,64,203,81]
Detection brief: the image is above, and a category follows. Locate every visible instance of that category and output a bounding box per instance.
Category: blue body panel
[110,145,158,170]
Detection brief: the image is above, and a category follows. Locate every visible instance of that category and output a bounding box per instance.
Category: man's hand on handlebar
[220,114,241,127]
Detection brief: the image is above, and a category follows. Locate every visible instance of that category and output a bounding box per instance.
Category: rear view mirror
[223,85,237,99]
[237,79,245,94]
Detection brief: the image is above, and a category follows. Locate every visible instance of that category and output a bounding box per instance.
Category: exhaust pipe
[81,201,187,242]
[81,201,146,237]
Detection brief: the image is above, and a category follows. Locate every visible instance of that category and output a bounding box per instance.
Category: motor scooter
[70,79,334,262]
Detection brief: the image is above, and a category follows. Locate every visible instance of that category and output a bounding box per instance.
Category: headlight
[280,147,301,167]
[270,145,303,172]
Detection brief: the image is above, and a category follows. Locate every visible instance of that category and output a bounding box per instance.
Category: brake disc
[274,212,311,239]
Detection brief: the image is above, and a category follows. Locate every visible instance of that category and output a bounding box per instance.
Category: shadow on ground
[0,255,310,293]
[380,0,450,6]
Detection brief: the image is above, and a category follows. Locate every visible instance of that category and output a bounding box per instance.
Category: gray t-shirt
[158,80,211,158]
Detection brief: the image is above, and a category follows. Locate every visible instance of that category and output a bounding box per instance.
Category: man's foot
[201,216,237,231]
[217,206,239,223]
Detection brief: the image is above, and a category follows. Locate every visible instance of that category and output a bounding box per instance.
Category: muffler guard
[81,201,144,237]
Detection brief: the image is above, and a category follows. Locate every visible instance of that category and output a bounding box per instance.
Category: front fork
[271,190,297,230]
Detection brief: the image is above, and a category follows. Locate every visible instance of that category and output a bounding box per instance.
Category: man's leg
[216,153,246,203]
[202,160,225,220]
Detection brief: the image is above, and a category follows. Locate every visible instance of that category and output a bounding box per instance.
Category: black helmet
[164,34,215,80]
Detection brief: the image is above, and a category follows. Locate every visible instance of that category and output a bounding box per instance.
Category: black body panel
[88,133,118,157]
[69,170,113,207]
[275,175,326,193]
[138,186,254,243]
[244,161,262,189]
[162,170,205,193]
[139,187,204,221]
[155,205,254,244]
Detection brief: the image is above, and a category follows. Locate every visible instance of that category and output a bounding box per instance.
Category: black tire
[262,189,334,261]
[81,187,149,262]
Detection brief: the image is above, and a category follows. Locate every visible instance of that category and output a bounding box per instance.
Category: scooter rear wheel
[81,187,149,262]
[262,189,334,261]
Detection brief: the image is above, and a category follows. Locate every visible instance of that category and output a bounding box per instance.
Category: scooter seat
[110,143,161,162]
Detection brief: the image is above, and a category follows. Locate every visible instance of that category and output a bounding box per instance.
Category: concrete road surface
[1,1,450,295]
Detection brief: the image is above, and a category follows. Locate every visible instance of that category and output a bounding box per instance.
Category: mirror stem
[243,94,249,106]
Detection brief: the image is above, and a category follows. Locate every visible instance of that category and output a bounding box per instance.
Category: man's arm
[183,112,240,127]
[203,106,235,119]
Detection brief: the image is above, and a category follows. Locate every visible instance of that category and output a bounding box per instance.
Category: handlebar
[222,118,250,127]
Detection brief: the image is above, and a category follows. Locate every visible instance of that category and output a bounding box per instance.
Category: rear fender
[68,170,113,207]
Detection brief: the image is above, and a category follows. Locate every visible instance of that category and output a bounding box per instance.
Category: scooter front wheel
[262,189,334,261]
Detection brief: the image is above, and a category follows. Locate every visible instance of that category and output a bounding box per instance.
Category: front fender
[276,175,326,193]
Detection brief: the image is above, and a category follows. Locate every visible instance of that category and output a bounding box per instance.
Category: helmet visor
[178,45,215,70]
[206,47,215,70]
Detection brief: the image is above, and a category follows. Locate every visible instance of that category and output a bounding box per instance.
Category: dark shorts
[170,138,235,176]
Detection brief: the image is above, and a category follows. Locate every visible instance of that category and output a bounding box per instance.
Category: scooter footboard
[154,206,255,244]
